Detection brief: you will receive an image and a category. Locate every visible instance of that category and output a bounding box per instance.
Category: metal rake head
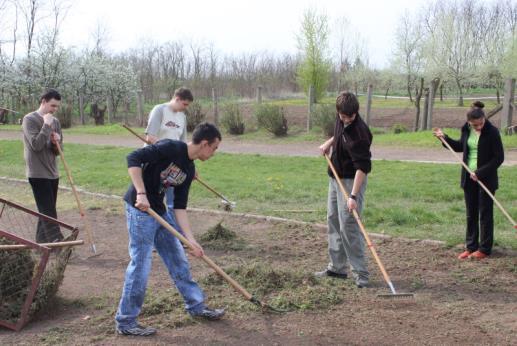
[376,293,415,299]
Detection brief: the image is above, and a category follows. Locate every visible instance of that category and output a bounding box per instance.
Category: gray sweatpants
[326,177,369,285]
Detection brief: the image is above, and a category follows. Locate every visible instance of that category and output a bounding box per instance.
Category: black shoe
[116,324,157,336]
[314,269,348,279]
[190,307,225,320]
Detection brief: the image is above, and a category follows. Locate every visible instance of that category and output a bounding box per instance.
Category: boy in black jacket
[316,92,372,288]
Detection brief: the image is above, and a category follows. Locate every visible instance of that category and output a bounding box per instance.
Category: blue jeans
[115,203,205,329]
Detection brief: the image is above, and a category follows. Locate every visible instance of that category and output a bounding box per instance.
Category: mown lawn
[1,140,515,249]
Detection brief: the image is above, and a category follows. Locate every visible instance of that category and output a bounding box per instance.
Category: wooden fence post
[136,90,144,127]
[212,87,219,126]
[307,85,315,132]
[501,78,515,134]
[257,86,262,104]
[79,93,85,125]
[420,88,429,131]
[106,96,113,124]
[365,84,373,126]
[426,79,438,130]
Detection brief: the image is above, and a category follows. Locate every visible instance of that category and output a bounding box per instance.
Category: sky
[57,0,431,68]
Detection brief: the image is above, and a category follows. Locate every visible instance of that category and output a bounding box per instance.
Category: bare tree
[394,10,423,103]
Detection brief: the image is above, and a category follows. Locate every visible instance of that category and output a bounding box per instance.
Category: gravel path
[1,130,516,165]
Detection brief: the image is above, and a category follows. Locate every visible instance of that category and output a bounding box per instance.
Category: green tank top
[467,128,479,171]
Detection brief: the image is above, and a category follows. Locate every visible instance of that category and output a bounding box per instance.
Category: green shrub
[255,104,288,136]
[185,101,206,132]
[392,123,408,134]
[221,103,245,135]
[313,103,336,137]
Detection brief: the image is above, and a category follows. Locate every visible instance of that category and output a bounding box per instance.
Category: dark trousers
[463,178,495,255]
[28,178,64,243]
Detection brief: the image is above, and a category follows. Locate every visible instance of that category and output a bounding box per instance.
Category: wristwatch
[349,194,357,200]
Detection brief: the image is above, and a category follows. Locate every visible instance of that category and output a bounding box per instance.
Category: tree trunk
[420,88,429,131]
[456,78,464,107]
[407,75,413,103]
[414,78,424,131]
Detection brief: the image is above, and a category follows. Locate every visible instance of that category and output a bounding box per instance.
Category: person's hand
[319,142,331,156]
[43,113,54,126]
[433,127,444,138]
[470,172,478,182]
[186,238,204,257]
[51,132,60,145]
[347,197,357,212]
[135,194,150,211]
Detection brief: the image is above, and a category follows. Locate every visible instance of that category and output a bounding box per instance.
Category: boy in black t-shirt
[316,92,372,288]
[116,122,225,337]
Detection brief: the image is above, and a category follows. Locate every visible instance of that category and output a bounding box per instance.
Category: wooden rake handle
[0,240,84,250]
[324,154,396,291]
[146,208,253,301]
[436,134,517,229]
[121,124,151,145]
[56,142,97,253]
[194,177,232,204]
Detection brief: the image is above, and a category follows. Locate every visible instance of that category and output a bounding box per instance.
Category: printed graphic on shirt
[160,162,187,192]
[164,120,180,128]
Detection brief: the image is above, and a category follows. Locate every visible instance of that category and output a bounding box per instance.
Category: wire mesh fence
[0,197,80,331]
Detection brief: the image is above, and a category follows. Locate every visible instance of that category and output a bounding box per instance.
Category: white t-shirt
[145,103,187,142]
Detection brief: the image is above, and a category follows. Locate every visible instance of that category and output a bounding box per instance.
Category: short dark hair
[336,91,359,116]
[40,89,61,103]
[192,122,221,145]
[467,101,485,120]
[174,87,194,102]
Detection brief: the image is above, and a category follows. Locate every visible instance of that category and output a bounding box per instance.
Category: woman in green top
[433,102,504,260]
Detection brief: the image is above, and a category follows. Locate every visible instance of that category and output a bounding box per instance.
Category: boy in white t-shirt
[145,87,193,214]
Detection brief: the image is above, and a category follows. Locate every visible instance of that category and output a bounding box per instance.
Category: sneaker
[116,324,157,336]
[457,250,472,260]
[190,307,225,320]
[356,280,369,288]
[468,250,488,260]
[314,269,348,280]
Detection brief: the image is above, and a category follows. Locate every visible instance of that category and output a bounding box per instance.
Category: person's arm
[475,129,504,180]
[145,105,163,143]
[347,137,371,211]
[174,209,204,257]
[347,169,366,212]
[22,115,52,152]
[146,134,159,144]
[434,128,463,152]
[180,114,187,143]
[128,166,150,210]
[319,136,334,156]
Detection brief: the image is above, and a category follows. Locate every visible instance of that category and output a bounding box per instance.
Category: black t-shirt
[123,139,195,214]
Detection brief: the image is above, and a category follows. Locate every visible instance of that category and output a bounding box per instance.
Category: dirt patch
[0,207,515,345]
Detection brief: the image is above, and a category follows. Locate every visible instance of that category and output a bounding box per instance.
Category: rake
[147,208,285,313]
[121,124,236,211]
[324,154,414,299]
[435,132,517,230]
[56,142,98,255]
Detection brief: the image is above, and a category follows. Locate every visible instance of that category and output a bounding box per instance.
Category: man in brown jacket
[22,89,64,243]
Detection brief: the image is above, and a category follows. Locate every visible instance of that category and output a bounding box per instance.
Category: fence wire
[0,197,78,331]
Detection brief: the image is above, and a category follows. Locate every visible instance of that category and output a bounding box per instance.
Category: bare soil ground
[1,204,515,345]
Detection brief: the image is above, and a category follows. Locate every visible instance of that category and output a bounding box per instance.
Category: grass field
[1,139,516,249]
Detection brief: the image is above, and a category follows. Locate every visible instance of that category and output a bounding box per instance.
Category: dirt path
[2,130,517,166]
[1,207,515,345]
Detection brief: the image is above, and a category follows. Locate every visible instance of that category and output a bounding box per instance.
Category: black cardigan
[443,120,504,191]
[328,114,372,179]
